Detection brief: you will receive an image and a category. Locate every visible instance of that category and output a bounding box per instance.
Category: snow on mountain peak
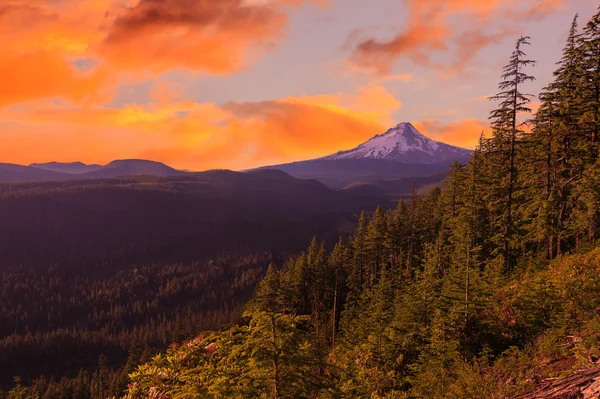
[323,122,472,164]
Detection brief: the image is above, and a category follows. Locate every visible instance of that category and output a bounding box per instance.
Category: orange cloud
[0,52,110,107]
[0,85,400,170]
[471,95,493,102]
[351,24,448,75]
[507,0,564,21]
[377,74,413,83]
[0,0,116,106]
[98,0,321,73]
[412,119,491,149]
[418,109,458,117]
[348,0,563,75]
[0,0,320,108]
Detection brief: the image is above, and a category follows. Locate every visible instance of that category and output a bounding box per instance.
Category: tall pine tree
[487,36,536,270]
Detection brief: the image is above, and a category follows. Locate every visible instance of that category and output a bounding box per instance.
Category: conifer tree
[387,200,409,280]
[254,264,282,313]
[366,206,388,285]
[572,8,600,243]
[523,16,581,259]
[488,36,536,270]
[408,184,419,271]
[329,238,346,350]
[351,212,369,289]
[578,8,600,153]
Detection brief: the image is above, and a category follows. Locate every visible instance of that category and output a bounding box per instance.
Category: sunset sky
[0,0,597,170]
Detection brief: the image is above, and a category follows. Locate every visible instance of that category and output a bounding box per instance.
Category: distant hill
[0,170,389,270]
[81,159,183,179]
[0,163,73,182]
[257,159,449,189]
[30,161,102,174]
[343,173,447,198]
[0,159,185,182]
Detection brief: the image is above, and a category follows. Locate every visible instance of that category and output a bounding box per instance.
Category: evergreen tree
[572,8,600,243]
[527,15,581,258]
[487,36,537,270]
[329,238,346,350]
[365,206,388,285]
[254,264,283,313]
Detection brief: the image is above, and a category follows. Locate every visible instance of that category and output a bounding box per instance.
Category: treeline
[0,252,279,398]
[122,9,600,399]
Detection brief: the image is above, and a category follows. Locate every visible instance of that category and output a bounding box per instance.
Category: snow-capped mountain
[255,122,474,188]
[323,122,472,164]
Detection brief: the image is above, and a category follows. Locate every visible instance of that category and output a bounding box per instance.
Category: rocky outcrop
[515,365,600,399]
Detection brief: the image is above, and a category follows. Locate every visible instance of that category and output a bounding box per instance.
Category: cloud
[0,0,115,107]
[418,109,458,117]
[412,119,491,149]
[348,0,564,75]
[376,74,413,83]
[0,52,111,107]
[98,0,321,73]
[0,85,401,170]
[471,95,493,102]
[0,0,321,107]
[351,24,448,75]
[507,0,564,21]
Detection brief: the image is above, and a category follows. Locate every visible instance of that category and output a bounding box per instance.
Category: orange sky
[0,0,594,170]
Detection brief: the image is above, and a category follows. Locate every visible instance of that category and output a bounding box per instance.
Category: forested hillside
[0,171,387,397]
[119,11,600,399]
[0,253,279,397]
[0,170,384,271]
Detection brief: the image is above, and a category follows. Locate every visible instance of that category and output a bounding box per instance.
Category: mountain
[30,161,102,174]
[257,122,472,188]
[80,159,183,179]
[0,159,185,182]
[323,122,472,164]
[2,124,471,187]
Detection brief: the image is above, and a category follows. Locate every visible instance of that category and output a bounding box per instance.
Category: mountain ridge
[0,159,185,182]
[30,161,103,174]
[1,124,473,186]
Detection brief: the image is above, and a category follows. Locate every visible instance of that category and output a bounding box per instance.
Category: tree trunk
[269,314,280,399]
[465,242,471,327]
[331,270,338,350]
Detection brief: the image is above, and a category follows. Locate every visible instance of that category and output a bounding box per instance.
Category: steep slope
[515,365,600,399]
[323,122,472,164]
